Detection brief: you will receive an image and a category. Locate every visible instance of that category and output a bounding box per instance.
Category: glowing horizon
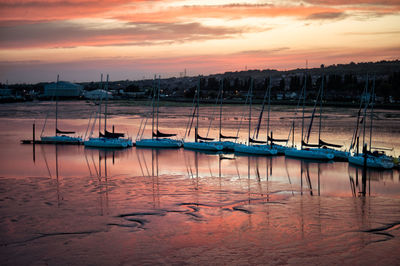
[0,0,399,83]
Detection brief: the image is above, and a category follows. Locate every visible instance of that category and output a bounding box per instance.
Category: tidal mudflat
[0,101,399,265]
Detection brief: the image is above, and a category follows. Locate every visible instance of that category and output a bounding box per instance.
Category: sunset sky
[0,0,399,83]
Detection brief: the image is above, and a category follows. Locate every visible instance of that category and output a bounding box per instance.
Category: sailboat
[84,74,132,148]
[40,75,83,144]
[206,79,238,151]
[234,78,277,155]
[262,78,289,155]
[301,76,349,160]
[136,76,182,148]
[348,76,394,169]
[284,75,334,160]
[183,78,224,151]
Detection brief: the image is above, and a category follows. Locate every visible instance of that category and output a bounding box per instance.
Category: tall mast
[369,76,375,150]
[156,75,161,139]
[152,75,156,140]
[267,77,271,146]
[318,76,324,142]
[219,79,223,142]
[362,75,369,148]
[248,78,253,145]
[301,75,306,150]
[99,74,103,137]
[195,78,200,143]
[104,74,109,134]
[55,74,59,135]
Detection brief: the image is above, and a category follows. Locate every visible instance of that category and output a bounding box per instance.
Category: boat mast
[99,74,103,137]
[248,78,253,146]
[55,74,59,135]
[156,75,161,140]
[301,75,306,150]
[267,77,271,146]
[152,75,156,140]
[318,76,324,142]
[195,78,200,143]
[104,74,108,134]
[369,76,375,151]
[219,79,223,142]
[362,75,369,148]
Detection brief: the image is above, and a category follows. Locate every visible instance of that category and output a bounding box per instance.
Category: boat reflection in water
[2,144,400,265]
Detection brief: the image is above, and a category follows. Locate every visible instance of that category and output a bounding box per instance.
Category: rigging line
[139,116,148,140]
[136,117,144,141]
[286,84,305,144]
[350,80,368,150]
[253,81,269,140]
[187,105,197,138]
[184,87,198,140]
[205,85,222,139]
[235,83,251,142]
[40,92,56,137]
[88,110,98,139]
[305,86,322,143]
[137,85,156,140]
[84,111,93,141]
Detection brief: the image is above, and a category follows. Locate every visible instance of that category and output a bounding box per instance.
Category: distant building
[83,89,113,100]
[44,81,83,97]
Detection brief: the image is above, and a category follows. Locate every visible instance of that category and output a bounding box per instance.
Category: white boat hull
[136,138,182,148]
[84,137,129,148]
[284,147,334,160]
[41,135,82,144]
[348,154,394,169]
[183,141,223,151]
[234,144,277,155]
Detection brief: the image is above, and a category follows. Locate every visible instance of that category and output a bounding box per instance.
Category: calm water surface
[0,101,400,265]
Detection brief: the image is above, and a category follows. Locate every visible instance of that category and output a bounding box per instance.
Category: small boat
[283,74,333,160]
[348,76,393,169]
[84,74,132,149]
[136,76,182,148]
[285,147,334,160]
[84,137,129,148]
[348,151,394,169]
[183,78,223,152]
[233,78,277,156]
[40,75,83,144]
[205,80,238,151]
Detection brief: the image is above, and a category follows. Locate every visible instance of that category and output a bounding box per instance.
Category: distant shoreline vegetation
[1,60,400,106]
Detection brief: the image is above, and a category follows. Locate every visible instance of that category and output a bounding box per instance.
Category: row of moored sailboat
[38,74,396,169]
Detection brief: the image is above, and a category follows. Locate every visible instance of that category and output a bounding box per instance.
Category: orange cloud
[0,0,145,22]
[0,21,249,49]
[1,1,398,25]
[114,5,342,23]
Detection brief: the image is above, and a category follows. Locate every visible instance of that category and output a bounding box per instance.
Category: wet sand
[0,101,400,265]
